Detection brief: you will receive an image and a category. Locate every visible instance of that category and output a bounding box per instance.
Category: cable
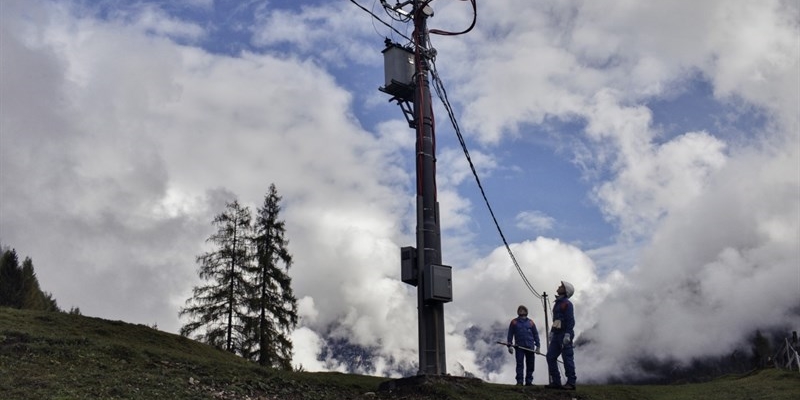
[349,0,413,43]
[369,1,544,303]
[370,0,385,39]
[429,0,477,36]
[429,58,543,301]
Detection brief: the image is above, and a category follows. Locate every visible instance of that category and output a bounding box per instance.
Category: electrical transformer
[380,41,415,100]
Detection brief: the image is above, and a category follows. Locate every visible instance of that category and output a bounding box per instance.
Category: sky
[1,0,798,384]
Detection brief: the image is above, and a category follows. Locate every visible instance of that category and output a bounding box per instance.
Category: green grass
[579,370,800,400]
[1,307,798,399]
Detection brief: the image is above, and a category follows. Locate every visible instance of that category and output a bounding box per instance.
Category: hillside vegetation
[1,307,798,400]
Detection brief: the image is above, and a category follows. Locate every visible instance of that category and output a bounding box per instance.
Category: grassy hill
[1,307,798,400]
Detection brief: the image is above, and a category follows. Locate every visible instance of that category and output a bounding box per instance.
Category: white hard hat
[561,281,575,298]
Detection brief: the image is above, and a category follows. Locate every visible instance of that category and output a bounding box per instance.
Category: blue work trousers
[515,348,535,385]
[546,333,576,386]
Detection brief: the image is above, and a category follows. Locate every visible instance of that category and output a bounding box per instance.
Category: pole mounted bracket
[386,96,415,128]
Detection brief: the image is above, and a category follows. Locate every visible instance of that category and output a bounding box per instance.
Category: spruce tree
[0,249,23,308]
[0,250,59,311]
[246,184,298,369]
[180,200,254,353]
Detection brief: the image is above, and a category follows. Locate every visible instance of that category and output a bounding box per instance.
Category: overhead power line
[363,0,554,364]
[349,0,412,43]
[360,0,544,301]
[429,59,543,301]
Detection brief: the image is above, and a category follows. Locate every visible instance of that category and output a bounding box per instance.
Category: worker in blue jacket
[546,281,577,390]
[507,305,541,386]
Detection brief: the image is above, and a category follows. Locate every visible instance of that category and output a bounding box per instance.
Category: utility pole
[380,0,451,376]
[411,0,448,376]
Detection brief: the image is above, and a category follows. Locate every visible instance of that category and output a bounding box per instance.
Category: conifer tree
[0,250,59,311]
[0,249,23,308]
[20,257,59,311]
[180,200,254,353]
[245,184,298,369]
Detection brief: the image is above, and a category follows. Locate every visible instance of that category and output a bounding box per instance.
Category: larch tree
[246,184,298,369]
[180,200,254,353]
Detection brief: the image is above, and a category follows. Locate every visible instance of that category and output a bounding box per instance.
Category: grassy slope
[1,307,798,400]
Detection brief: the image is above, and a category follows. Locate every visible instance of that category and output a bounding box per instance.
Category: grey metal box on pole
[424,264,453,303]
[401,246,418,286]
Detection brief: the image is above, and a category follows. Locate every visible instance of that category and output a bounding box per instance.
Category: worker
[545,281,577,390]
[507,305,541,386]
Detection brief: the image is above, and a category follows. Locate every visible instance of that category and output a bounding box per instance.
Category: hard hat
[517,305,528,315]
[561,281,575,298]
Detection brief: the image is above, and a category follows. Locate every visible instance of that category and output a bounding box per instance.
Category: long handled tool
[496,341,563,364]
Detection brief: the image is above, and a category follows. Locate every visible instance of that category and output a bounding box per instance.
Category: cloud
[250,2,382,67]
[425,0,799,382]
[1,0,414,336]
[579,135,800,381]
[583,90,729,238]
[1,0,797,385]
[291,326,348,373]
[120,4,206,41]
[453,0,800,382]
[515,211,555,232]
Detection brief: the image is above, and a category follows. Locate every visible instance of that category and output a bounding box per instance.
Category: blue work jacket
[551,296,575,337]
[507,316,540,349]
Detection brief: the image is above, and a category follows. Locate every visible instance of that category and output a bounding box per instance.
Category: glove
[563,334,571,345]
[534,346,541,354]
[507,346,513,354]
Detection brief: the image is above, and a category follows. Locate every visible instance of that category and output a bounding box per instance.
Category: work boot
[562,383,576,391]
[544,383,562,389]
